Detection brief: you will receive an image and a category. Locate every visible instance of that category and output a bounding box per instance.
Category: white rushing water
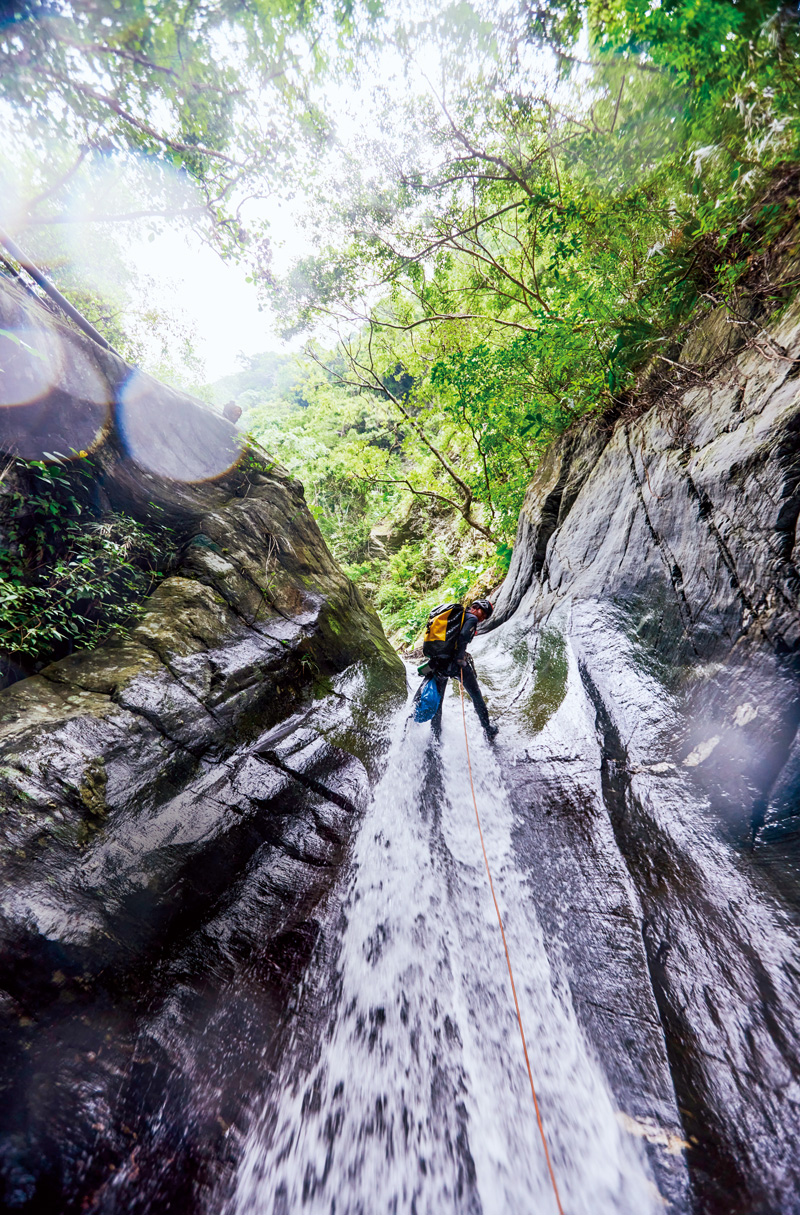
[228,672,660,1215]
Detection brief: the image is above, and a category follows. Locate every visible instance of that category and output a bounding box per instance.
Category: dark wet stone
[483,292,800,1213]
[0,277,405,1212]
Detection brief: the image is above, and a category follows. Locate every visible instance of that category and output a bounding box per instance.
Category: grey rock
[483,289,800,1212]
[0,276,405,1211]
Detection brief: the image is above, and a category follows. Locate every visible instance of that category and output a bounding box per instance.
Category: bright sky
[0,0,548,385]
[0,138,299,384]
[124,8,551,385]
[129,228,286,382]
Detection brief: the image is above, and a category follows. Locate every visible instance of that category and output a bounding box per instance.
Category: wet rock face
[484,295,800,1213]
[0,279,405,1212]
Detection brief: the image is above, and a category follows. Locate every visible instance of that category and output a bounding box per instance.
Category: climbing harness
[459,671,565,1215]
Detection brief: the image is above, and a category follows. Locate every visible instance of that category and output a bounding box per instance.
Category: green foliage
[255,0,800,618]
[210,352,312,413]
[0,458,175,664]
[187,0,800,646]
[12,1,796,659]
[374,551,479,646]
[245,358,406,564]
[495,543,513,576]
[236,350,501,640]
[0,0,380,272]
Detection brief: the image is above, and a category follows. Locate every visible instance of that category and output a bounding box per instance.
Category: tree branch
[307,341,498,543]
[31,67,241,165]
[424,76,536,198]
[25,147,91,215]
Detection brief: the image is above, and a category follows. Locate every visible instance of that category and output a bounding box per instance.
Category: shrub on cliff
[0,456,175,679]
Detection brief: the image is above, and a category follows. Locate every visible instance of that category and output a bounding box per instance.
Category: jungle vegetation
[0,0,798,657]
[239,0,800,641]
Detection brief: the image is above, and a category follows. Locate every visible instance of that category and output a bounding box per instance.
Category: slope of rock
[0,274,405,1212]
[482,291,800,1213]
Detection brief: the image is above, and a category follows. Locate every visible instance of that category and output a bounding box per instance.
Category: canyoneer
[414,599,498,739]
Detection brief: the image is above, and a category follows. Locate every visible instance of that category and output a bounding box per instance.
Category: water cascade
[226,655,672,1215]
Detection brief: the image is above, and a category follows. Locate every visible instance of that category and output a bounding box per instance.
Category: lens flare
[0,322,61,407]
[117,368,244,483]
[0,281,113,459]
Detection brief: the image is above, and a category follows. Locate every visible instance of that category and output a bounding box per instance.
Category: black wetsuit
[427,610,492,736]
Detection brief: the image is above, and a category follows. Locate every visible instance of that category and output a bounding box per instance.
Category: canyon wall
[0,274,405,1211]
[482,288,800,1213]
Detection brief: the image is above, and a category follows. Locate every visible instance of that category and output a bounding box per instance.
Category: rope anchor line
[459,671,565,1215]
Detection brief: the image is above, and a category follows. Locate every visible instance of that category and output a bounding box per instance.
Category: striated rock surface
[480,292,800,1213]
[0,275,405,1212]
[7,265,800,1215]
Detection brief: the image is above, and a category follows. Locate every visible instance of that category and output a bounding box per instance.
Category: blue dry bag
[414,677,443,723]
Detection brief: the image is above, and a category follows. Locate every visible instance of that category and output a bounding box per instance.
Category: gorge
[2,245,800,1215]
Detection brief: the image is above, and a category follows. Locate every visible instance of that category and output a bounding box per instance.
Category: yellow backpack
[422,602,466,659]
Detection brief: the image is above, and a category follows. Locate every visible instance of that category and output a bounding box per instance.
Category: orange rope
[459,671,565,1215]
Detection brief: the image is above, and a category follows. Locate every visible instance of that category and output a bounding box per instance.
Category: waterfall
[227,663,660,1215]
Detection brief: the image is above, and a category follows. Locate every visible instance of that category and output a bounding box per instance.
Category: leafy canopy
[0,0,377,267]
[261,0,798,540]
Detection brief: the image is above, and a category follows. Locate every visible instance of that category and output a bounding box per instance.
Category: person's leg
[430,675,449,739]
[460,664,495,734]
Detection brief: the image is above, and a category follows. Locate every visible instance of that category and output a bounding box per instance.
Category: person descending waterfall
[414,599,498,739]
